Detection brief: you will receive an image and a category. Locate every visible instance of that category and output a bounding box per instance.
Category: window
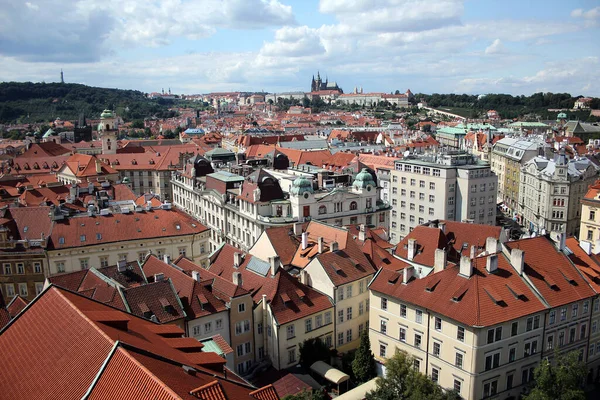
[410,179,416,186]
[204,322,212,333]
[509,347,516,362]
[359,302,364,316]
[435,317,442,331]
[524,340,538,356]
[2,263,11,275]
[14,263,24,274]
[347,329,352,343]
[257,323,263,335]
[559,331,565,346]
[56,262,65,273]
[413,359,420,371]
[419,193,425,201]
[453,379,462,394]
[547,335,554,350]
[400,304,407,318]
[429,195,435,203]
[80,259,89,270]
[429,182,435,190]
[347,307,352,320]
[237,363,245,375]
[338,289,344,301]
[380,320,387,335]
[245,342,251,354]
[414,334,422,348]
[457,326,465,341]
[359,323,364,335]
[316,314,323,328]
[591,210,596,221]
[178,247,186,257]
[5,284,14,297]
[18,283,28,297]
[549,310,556,324]
[305,318,312,333]
[431,367,439,383]
[258,347,265,360]
[573,304,579,317]
[324,311,331,325]
[287,324,295,339]
[338,310,344,323]
[288,349,296,364]
[80,235,86,242]
[513,321,519,336]
[338,332,344,346]
[455,352,464,368]
[381,297,388,310]
[569,327,576,343]
[560,307,567,321]
[581,324,587,340]
[416,309,423,324]
[487,327,502,344]
[359,280,365,294]
[35,282,44,295]
[399,327,406,342]
[216,319,222,330]
[584,301,590,314]
[379,343,387,357]
[483,380,498,398]
[594,321,598,334]
[433,342,441,357]
[485,352,500,370]
[448,197,454,205]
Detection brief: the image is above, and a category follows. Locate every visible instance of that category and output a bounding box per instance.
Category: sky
[1,0,599,96]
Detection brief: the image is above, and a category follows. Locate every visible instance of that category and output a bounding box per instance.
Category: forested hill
[414,92,600,120]
[0,82,175,123]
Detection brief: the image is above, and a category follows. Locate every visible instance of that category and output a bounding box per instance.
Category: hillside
[0,82,176,124]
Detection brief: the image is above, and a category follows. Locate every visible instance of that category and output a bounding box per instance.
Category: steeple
[60,69,64,84]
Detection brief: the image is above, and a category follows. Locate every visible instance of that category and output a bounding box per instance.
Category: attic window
[80,235,86,242]
[197,294,209,305]
[280,293,291,303]
[139,302,150,313]
[559,269,577,285]
[483,286,504,306]
[159,298,174,312]
[295,288,305,299]
[451,284,469,302]
[388,272,400,284]
[59,237,65,244]
[544,275,559,290]
[332,263,342,274]
[96,233,102,240]
[506,284,524,300]
[425,278,441,292]
[23,226,28,233]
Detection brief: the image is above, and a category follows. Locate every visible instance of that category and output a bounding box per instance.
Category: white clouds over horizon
[0,0,599,96]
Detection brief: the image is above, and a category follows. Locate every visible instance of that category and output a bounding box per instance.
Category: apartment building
[519,151,598,236]
[389,152,497,243]
[369,232,599,400]
[172,154,389,252]
[0,207,51,303]
[491,138,541,216]
[46,206,210,275]
[208,244,334,372]
[578,180,600,253]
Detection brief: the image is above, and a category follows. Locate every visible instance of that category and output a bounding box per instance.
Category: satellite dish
[403,150,410,157]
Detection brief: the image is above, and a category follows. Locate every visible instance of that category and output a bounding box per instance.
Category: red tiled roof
[272,373,312,399]
[264,226,301,266]
[370,253,547,327]
[124,280,185,324]
[250,384,279,400]
[566,237,600,292]
[505,237,596,307]
[211,334,234,355]
[6,295,29,317]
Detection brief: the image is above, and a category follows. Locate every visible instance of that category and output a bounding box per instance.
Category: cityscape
[1,1,600,400]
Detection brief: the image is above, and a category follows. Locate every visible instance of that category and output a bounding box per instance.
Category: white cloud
[0,0,295,61]
[260,26,325,57]
[571,7,600,19]
[485,39,506,55]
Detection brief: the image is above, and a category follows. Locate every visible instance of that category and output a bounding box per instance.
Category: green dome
[290,176,314,196]
[101,109,114,119]
[353,168,376,189]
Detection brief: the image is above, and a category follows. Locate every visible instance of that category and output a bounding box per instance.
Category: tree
[352,330,377,384]
[525,350,587,400]
[282,388,327,400]
[298,338,331,370]
[366,350,456,400]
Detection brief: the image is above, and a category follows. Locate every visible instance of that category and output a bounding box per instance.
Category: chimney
[293,222,303,236]
[330,241,339,252]
[407,238,417,260]
[233,271,243,286]
[433,248,447,273]
[555,233,566,252]
[302,232,308,250]
[318,237,324,254]
[163,254,171,265]
[88,181,94,194]
[269,256,280,276]
[486,237,498,254]
[192,270,200,281]
[510,249,525,275]
[95,159,102,174]
[470,245,477,259]
[233,252,242,268]
[459,256,473,278]
[581,241,592,255]
[402,266,414,284]
[358,224,366,241]
[300,269,309,285]
[486,254,498,274]
[438,221,446,233]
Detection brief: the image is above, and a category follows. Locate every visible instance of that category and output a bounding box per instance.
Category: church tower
[98,109,118,155]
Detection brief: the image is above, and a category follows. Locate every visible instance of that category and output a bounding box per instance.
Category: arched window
[318,205,327,215]
[106,124,110,130]
[350,201,358,210]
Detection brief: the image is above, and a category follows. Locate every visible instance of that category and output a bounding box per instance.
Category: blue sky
[1,0,599,96]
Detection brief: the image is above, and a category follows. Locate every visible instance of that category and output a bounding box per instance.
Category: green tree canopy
[366,350,459,400]
[298,338,331,370]
[525,350,587,400]
[352,330,377,384]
